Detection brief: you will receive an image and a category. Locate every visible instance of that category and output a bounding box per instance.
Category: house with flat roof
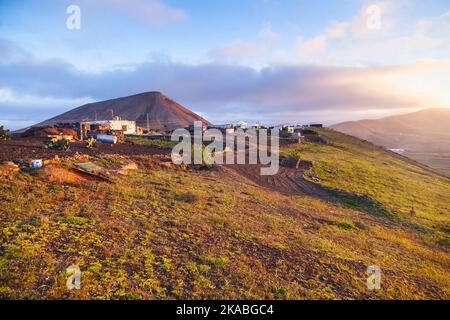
[80,117,137,135]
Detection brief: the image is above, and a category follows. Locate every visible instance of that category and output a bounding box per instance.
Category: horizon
[1,0,450,130]
[9,92,449,132]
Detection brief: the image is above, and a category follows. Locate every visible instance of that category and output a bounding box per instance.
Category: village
[18,116,323,144]
[0,114,328,185]
[0,115,324,160]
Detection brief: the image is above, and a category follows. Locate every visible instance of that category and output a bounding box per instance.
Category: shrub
[0,125,11,140]
[336,222,356,230]
[192,143,215,169]
[271,285,290,299]
[174,192,198,203]
[301,129,318,135]
[437,237,449,248]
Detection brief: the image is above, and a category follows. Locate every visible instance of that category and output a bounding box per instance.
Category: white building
[81,117,137,134]
[237,121,248,129]
[272,124,294,133]
[211,124,236,134]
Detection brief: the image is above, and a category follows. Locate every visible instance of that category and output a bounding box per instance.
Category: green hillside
[0,129,449,299]
[285,129,450,231]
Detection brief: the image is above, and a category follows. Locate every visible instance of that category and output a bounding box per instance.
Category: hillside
[0,129,449,299]
[331,108,450,176]
[35,92,211,131]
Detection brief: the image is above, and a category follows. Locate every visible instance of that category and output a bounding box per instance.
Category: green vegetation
[301,129,318,135]
[44,138,70,151]
[0,129,449,299]
[285,128,450,231]
[85,137,96,149]
[126,137,178,149]
[335,222,356,231]
[0,125,11,140]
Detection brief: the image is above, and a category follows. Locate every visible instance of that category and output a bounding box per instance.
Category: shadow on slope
[322,186,391,217]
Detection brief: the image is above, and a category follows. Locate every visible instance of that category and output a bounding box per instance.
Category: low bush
[0,125,11,140]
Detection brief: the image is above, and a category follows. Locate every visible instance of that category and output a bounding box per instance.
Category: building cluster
[51,117,139,142]
[189,122,324,144]
[24,114,324,145]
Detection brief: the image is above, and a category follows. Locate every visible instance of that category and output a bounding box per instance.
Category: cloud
[210,23,280,63]
[294,36,327,62]
[99,0,188,26]
[415,10,450,35]
[325,21,349,39]
[210,42,268,62]
[0,88,92,106]
[0,39,33,63]
[0,88,94,129]
[280,2,443,65]
[345,2,397,39]
[259,23,281,43]
[2,38,449,129]
[207,2,449,67]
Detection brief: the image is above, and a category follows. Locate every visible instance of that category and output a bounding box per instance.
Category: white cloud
[276,2,395,64]
[294,36,327,62]
[3,39,450,128]
[325,21,349,39]
[2,3,450,128]
[347,2,396,39]
[279,2,450,66]
[415,10,450,34]
[259,23,281,43]
[210,42,268,62]
[0,88,94,129]
[210,23,281,63]
[100,0,188,26]
[0,88,93,107]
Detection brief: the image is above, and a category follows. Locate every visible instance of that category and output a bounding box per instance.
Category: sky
[0,0,449,129]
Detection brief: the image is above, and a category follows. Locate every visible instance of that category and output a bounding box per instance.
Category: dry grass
[0,130,449,300]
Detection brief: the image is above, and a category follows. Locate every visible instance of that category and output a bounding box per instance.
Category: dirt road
[223,162,331,199]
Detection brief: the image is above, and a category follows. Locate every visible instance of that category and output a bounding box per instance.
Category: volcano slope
[0,129,449,299]
[33,91,211,132]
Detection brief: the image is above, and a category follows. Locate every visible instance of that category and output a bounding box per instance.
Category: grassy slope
[285,129,450,230]
[0,129,449,299]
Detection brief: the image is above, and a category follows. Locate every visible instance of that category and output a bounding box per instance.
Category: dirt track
[1,137,331,199]
[223,163,331,199]
[0,138,170,162]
